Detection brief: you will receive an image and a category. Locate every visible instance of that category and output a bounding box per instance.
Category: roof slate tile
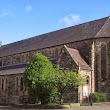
[0,17,108,57]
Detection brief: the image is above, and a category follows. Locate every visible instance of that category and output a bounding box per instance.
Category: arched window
[1,79,4,91]
[45,49,49,57]
[26,54,29,62]
[29,52,33,60]
[12,56,15,64]
[86,76,89,84]
[101,44,107,79]
[20,77,23,91]
[50,49,54,58]
[15,55,21,64]
[0,60,2,66]
[55,48,58,58]
[15,77,19,92]
[5,78,8,91]
[22,55,24,63]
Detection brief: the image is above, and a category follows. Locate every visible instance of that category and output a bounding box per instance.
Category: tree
[55,66,84,104]
[24,53,85,105]
[24,53,55,104]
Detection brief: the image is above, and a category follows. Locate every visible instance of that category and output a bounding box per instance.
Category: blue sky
[0,0,110,45]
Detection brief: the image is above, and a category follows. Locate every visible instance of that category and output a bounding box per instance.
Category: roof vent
[0,41,2,47]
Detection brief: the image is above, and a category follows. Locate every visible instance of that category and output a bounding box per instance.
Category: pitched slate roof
[64,45,91,71]
[0,64,26,71]
[0,68,25,76]
[0,17,109,57]
[0,64,26,75]
[95,17,110,38]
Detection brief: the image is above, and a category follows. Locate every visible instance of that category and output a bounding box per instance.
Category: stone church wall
[0,39,94,104]
[0,73,24,104]
[94,38,110,93]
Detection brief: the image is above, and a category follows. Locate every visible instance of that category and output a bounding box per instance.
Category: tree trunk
[59,93,63,104]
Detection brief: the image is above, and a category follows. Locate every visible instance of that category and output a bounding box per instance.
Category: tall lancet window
[101,44,107,79]
[1,79,4,91]
[55,48,58,58]
[20,77,23,91]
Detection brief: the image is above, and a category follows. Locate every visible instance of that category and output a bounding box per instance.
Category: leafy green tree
[55,66,84,104]
[24,53,55,104]
[24,53,85,105]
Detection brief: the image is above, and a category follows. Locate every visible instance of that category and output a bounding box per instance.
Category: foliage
[24,53,55,104]
[92,92,106,103]
[24,53,85,105]
[54,66,84,104]
[49,87,60,104]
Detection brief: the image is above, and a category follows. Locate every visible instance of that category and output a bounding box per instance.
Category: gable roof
[64,45,91,71]
[95,17,110,38]
[0,17,109,57]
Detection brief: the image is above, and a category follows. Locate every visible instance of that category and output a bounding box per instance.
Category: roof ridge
[1,16,108,47]
[0,16,108,57]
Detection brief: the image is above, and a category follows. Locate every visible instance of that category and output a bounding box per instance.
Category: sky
[0,0,110,45]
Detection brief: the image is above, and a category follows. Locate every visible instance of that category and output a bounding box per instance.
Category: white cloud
[59,14,81,27]
[25,5,32,12]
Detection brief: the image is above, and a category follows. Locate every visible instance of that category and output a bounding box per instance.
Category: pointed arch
[101,43,107,79]
[1,79,4,91]
[22,55,25,63]
[20,77,23,91]
[5,78,8,91]
[26,54,29,62]
[15,77,19,92]
[55,48,58,58]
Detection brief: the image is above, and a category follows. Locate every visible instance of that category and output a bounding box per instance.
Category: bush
[92,92,106,103]
[49,87,60,104]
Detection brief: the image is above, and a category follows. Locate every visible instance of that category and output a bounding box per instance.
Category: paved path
[0,105,110,110]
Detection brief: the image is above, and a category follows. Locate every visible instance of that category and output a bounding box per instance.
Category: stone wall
[0,39,94,104]
[94,38,110,93]
[0,73,24,104]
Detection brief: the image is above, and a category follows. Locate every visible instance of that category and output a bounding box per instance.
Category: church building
[0,16,110,104]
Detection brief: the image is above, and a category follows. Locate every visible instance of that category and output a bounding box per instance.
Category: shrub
[49,87,60,104]
[92,92,106,103]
